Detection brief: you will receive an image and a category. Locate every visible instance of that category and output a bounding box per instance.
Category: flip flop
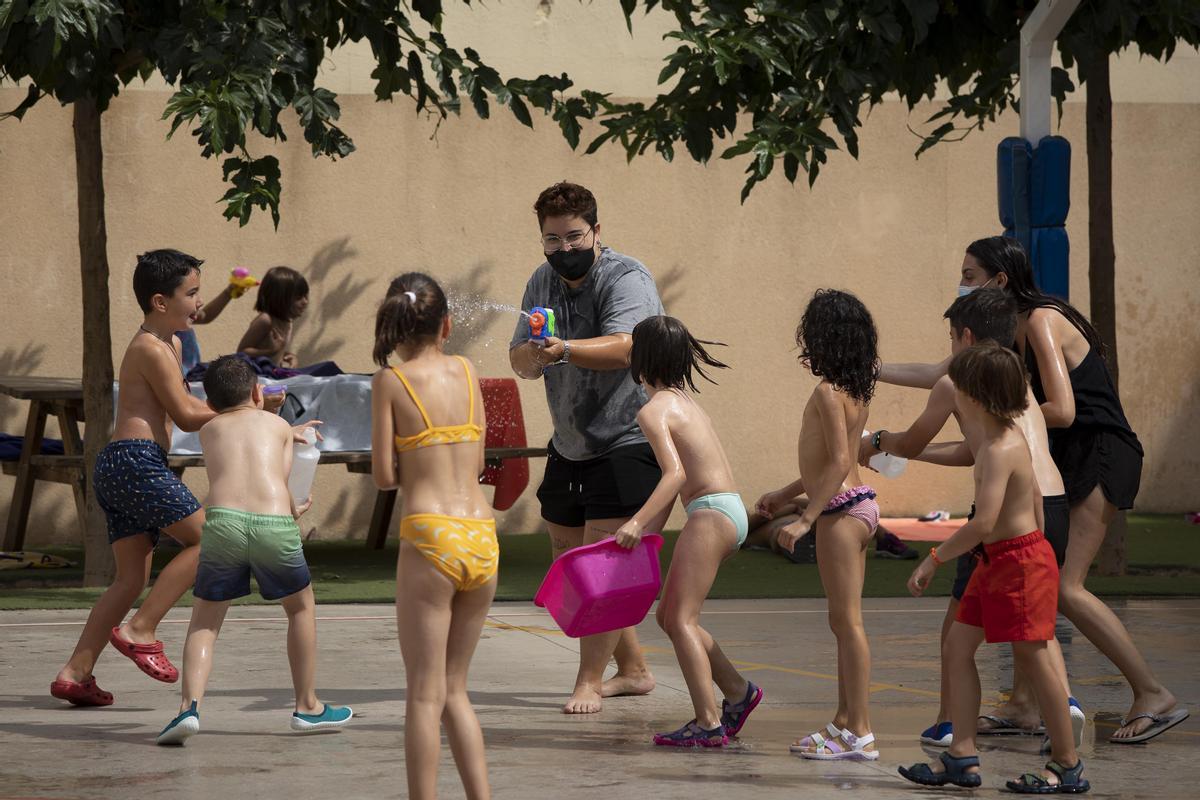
[50,676,114,707]
[1109,708,1190,744]
[109,626,178,683]
[977,714,1045,735]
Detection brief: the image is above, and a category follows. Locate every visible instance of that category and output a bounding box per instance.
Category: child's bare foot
[1112,687,1179,740]
[600,670,655,698]
[563,684,603,714]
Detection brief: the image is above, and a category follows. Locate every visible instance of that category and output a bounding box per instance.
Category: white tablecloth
[114,375,375,454]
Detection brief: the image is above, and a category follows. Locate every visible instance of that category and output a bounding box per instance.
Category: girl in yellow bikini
[370,272,495,800]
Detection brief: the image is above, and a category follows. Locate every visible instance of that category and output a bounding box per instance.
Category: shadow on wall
[0,344,48,432]
[656,263,686,314]
[295,237,377,365]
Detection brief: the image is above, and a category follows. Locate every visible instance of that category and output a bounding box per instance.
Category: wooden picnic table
[1,376,545,551]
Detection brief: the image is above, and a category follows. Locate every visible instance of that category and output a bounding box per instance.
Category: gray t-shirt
[510,248,664,461]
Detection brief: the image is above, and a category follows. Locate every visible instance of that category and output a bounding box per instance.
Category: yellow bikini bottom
[400,514,499,592]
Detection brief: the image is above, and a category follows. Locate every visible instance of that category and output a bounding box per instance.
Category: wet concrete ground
[2,597,1197,799]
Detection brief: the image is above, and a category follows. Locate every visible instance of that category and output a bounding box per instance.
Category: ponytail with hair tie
[373,272,449,366]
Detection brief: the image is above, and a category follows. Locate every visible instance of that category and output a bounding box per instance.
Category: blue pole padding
[996,135,1071,300]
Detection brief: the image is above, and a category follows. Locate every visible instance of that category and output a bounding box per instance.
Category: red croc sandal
[50,676,114,706]
[109,627,178,683]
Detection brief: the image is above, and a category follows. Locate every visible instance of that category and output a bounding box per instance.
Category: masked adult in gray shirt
[510,182,666,715]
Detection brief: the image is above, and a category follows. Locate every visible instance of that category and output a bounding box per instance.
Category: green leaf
[509,94,532,127]
[619,0,637,34]
[412,0,442,27]
[556,109,582,150]
[783,152,799,184]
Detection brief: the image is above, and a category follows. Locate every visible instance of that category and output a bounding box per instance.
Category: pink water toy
[534,533,664,638]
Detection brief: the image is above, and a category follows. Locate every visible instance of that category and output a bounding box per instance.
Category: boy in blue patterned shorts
[52,250,232,706]
[157,356,351,744]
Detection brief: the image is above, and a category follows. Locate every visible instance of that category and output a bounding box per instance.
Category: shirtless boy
[52,250,217,705]
[860,288,1082,746]
[156,355,350,744]
[900,343,1088,794]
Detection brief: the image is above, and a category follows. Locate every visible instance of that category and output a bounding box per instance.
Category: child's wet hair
[947,343,1029,422]
[254,266,309,321]
[133,249,203,313]
[203,355,257,411]
[373,272,448,366]
[630,316,728,392]
[944,288,1018,347]
[795,289,878,404]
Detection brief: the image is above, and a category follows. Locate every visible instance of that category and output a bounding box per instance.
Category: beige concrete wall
[2,3,1198,547]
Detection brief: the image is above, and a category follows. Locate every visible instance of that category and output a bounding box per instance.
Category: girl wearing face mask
[879,236,1186,746]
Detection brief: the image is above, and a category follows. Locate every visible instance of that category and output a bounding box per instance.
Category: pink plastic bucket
[533,534,665,638]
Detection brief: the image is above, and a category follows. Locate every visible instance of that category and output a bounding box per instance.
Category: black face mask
[547,246,595,281]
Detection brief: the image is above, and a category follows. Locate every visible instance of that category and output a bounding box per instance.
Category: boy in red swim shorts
[899,344,1090,795]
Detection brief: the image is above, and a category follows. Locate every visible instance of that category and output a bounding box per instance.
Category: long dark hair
[796,289,879,404]
[629,316,728,392]
[373,272,448,367]
[965,236,1106,356]
[254,266,309,321]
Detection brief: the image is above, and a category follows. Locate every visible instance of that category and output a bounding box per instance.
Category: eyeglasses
[541,226,594,252]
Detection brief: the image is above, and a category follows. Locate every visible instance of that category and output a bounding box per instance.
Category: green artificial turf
[1,514,1196,610]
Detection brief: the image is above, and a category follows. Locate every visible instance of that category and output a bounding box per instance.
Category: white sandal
[800,730,880,761]
[789,722,843,754]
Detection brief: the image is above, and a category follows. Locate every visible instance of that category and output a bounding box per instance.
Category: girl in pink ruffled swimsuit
[754,289,882,762]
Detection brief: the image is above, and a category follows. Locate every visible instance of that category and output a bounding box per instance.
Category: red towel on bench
[479,379,529,511]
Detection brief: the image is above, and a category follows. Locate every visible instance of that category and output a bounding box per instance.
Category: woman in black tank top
[957,237,1184,745]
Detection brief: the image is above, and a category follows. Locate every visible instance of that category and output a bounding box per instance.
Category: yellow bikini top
[390,356,483,452]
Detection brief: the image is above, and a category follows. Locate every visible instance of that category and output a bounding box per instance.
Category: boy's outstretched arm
[861,376,957,462]
[913,440,974,467]
[144,344,216,432]
[193,284,235,324]
[370,370,400,490]
[877,355,951,390]
[615,402,685,549]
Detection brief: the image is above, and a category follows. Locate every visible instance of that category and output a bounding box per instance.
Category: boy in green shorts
[157,356,351,745]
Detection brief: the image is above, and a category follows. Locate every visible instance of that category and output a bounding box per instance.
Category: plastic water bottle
[287,427,320,504]
[863,431,907,479]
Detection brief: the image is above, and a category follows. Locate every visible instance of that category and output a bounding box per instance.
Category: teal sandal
[1006,758,1090,794]
[898,751,982,788]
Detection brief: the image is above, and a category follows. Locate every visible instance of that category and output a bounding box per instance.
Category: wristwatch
[559,341,571,365]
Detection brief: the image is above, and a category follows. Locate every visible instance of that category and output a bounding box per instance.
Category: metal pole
[1019,0,1081,147]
